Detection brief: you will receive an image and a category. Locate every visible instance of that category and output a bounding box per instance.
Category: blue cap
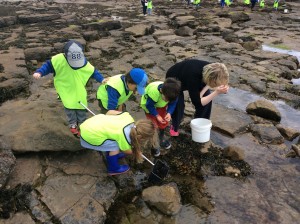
[129,68,148,95]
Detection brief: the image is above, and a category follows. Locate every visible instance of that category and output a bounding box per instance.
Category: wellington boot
[106,154,130,176]
[105,152,126,159]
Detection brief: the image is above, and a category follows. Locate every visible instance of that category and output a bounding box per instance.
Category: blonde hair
[130,119,158,163]
[203,63,229,88]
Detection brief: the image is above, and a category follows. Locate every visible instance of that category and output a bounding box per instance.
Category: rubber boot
[105,152,126,159]
[106,154,130,176]
[117,152,126,159]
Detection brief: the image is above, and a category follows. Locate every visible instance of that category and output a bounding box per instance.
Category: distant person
[193,0,201,8]
[273,0,279,11]
[251,0,257,10]
[141,0,148,16]
[225,0,232,7]
[32,40,105,138]
[147,0,153,15]
[80,112,158,175]
[244,0,250,9]
[221,0,226,8]
[140,78,181,156]
[166,59,229,136]
[96,68,148,114]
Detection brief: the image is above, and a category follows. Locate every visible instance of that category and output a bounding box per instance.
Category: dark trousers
[171,90,212,132]
[251,0,256,9]
[141,1,147,15]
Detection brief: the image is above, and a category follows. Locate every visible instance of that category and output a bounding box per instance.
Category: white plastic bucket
[190,118,212,143]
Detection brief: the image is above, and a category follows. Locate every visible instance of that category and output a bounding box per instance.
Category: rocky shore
[0,0,299,223]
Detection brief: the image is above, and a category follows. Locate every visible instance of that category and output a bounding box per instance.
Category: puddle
[262,44,300,85]
[214,88,300,132]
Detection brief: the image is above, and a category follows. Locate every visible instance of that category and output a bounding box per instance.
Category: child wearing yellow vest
[244,0,250,7]
[193,0,201,8]
[274,0,279,11]
[140,78,181,157]
[33,40,105,138]
[80,112,158,175]
[97,68,148,114]
[147,0,153,15]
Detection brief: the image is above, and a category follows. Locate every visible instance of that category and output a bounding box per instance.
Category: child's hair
[125,72,136,85]
[130,119,158,163]
[203,63,229,88]
[161,78,181,102]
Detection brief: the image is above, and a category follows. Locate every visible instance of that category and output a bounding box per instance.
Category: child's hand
[102,78,109,84]
[33,72,41,79]
[156,115,167,124]
[164,113,171,122]
[216,85,229,94]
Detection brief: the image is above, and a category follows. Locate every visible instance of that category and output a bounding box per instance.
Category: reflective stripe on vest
[97,74,133,109]
[51,53,94,109]
[141,81,168,113]
[80,112,134,150]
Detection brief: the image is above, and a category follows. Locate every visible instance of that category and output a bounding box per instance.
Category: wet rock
[125,24,149,37]
[172,15,195,28]
[0,78,29,104]
[24,46,53,61]
[175,26,194,37]
[6,155,42,189]
[0,96,83,152]
[0,148,16,189]
[132,56,156,69]
[224,166,241,176]
[291,144,300,157]
[211,104,253,137]
[277,59,298,70]
[37,172,113,222]
[214,17,232,29]
[228,12,251,23]
[60,195,105,224]
[223,146,245,161]
[18,13,61,24]
[246,99,281,122]
[241,41,261,51]
[0,16,17,28]
[27,190,53,223]
[153,29,175,39]
[221,29,240,43]
[250,80,267,94]
[82,30,100,41]
[1,212,35,224]
[162,204,206,224]
[285,144,300,158]
[276,124,300,141]
[142,182,182,216]
[82,20,122,32]
[250,123,284,144]
[0,48,28,79]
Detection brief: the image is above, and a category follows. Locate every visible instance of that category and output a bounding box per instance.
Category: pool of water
[214,87,300,132]
[262,45,300,85]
